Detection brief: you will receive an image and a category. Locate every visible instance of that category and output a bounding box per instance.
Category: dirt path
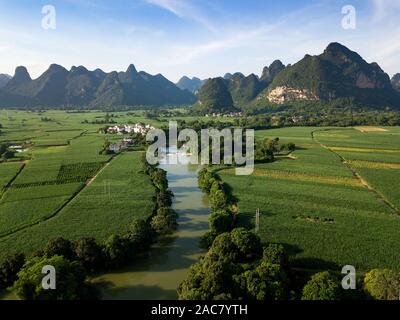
[0,162,26,201]
[311,129,400,215]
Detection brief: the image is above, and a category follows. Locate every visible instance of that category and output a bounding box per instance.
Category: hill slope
[257,43,399,108]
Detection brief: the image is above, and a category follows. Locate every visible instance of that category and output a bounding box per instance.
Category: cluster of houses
[205,112,243,118]
[9,145,26,153]
[108,138,134,153]
[106,123,155,135]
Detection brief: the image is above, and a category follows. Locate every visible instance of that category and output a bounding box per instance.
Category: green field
[217,126,400,271]
[1,110,400,273]
[0,110,156,262]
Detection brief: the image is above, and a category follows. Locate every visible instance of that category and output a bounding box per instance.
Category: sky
[0,0,399,82]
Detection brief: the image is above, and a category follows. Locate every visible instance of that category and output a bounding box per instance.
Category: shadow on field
[100,283,178,300]
[292,257,340,270]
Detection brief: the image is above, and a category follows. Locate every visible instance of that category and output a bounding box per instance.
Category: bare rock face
[266,86,319,104]
[355,72,377,89]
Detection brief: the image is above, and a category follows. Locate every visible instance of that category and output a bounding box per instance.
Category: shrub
[234,261,287,300]
[302,271,341,300]
[74,238,104,271]
[209,210,232,234]
[263,244,289,268]
[364,269,400,300]
[43,237,76,260]
[0,253,25,289]
[151,212,177,235]
[102,234,131,269]
[126,219,154,251]
[230,228,263,261]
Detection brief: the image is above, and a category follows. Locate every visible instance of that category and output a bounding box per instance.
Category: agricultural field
[0,110,156,262]
[217,126,400,271]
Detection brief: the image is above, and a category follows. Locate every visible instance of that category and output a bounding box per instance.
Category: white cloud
[145,0,216,31]
[371,0,400,22]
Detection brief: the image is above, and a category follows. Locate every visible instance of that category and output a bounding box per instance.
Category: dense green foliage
[178,228,288,300]
[363,269,400,300]
[301,272,341,300]
[12,255,93,300]
[194,78,235,114]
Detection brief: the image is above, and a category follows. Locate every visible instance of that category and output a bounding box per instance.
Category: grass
[217,126,400,271]
[0,110,157,262]
[0,151,155,262]
[0,162,24,191]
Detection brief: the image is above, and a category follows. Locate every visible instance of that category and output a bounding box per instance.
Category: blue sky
[0,0,399,81]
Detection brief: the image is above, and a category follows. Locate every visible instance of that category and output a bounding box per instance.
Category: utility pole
[104,180,111,198]
[255,208,260,233]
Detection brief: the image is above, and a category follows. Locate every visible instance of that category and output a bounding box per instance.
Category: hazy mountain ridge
[0,64,196,108]
[392,73,400,92]
[176,76,206,94]
[1,42,399,111]
[0,74,11,88]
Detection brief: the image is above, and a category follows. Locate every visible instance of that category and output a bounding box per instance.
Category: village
[104,123,155,153]
[105,123,156,135]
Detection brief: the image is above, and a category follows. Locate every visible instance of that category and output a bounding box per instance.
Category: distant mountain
[260,60,285,84]
[0,74,11,88]
[392,74,400,92]
[0,64,196,108]
[176,76,205,94]
[223,64,285,107]
[194,77,235,113]
[223,73,233,80]
[258,43,399,107]
[228,73,265,107]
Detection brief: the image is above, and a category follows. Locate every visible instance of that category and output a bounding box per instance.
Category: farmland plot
[217,127,400,271]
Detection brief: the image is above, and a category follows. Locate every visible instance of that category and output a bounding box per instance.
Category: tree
[364,269,400,300]
[126,219,154,252]
[74,238,104,271]
[210,190,228,211]
[0,143,7,155]
[234,261,287,300]
[102,234,131,268]
[209,210,232,234]
[151,208,177,235]
[0,253,25,288]
[2,150,14,160]
[263,244,289,267]
[43,237,76,260]
[12,255,92,300]
[302,271,341,300]
[230,228,262,261]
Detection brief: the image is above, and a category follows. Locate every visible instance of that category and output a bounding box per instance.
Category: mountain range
[0,74,11,88]
[176,76,205,94]
[194,43,400,113]
[0,64,196,108]
[392,73,400,92]
[1,43,399,111]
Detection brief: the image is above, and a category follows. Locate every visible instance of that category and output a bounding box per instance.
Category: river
[97,149,210,299]
[0,150,209,300]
